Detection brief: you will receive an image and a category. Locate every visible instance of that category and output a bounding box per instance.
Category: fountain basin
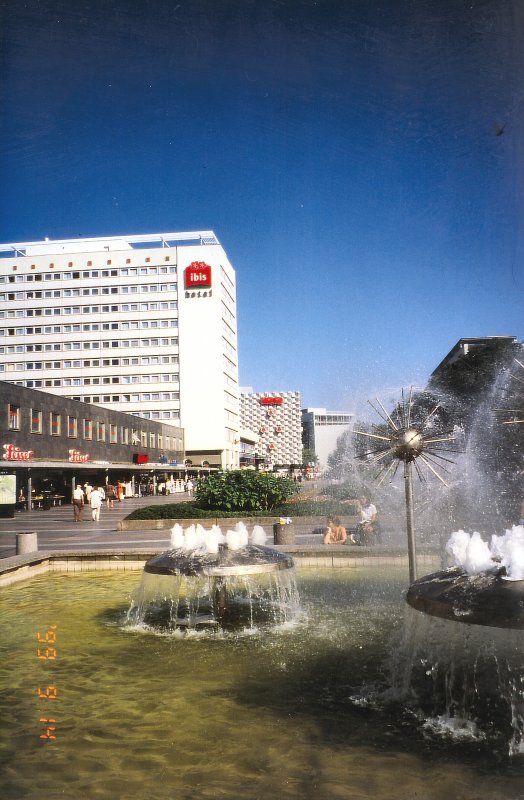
[144,543,295,577]
[133,543,299,630]
[406,566,524,629]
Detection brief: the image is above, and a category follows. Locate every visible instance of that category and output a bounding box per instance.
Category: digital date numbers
[37,626,58,740]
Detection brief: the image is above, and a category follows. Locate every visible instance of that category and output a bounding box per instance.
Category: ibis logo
[184,262,212,289]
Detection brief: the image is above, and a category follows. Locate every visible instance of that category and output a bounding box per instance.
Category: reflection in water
[0,569,523,800]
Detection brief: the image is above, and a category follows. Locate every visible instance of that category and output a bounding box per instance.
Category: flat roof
[0,231,220,257]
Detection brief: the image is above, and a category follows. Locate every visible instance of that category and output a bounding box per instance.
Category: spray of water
[446,525,524,579]
[170,522,267,553]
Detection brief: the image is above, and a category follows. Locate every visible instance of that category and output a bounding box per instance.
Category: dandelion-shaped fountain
[405,358,524,630]
[128,522,300,632]
[369,363,524,755]
[354,388,457,581]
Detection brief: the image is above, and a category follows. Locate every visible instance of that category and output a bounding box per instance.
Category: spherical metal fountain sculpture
[354,389,457,582]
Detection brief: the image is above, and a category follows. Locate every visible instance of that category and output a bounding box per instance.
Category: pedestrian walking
[105,484,116,508]
[89,487,103,521]
[73,484,84,522]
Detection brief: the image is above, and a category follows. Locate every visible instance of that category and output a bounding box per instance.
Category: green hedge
[125,503,275,521]
[125,499,359,521]
[279,500,359,517]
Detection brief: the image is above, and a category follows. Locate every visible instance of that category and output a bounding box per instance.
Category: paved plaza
[0,495,191,559]
[0,494,323,558]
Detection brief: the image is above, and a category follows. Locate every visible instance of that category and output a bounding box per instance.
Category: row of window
[313,416,353,425]
[129,410,180,421]
[7,404,182,450]
[1,302,178,319]
[2,324,178,338]
[1,283,177,301]
[14,385,180,403]
[1,339,180,364]
[1,265,177,283]
[1,356,178,367]
[6,371,180,384]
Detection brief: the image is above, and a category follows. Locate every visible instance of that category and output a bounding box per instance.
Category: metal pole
[404,460,417,583]
[27,474,32,512]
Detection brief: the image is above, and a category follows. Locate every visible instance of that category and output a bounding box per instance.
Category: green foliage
[321,481,368,507]
[124,496,356,521]
[277,499,360,517]
[126,502,216,520]
[125,502,278,521]
[302,447,318,466]
[195,470,297,512]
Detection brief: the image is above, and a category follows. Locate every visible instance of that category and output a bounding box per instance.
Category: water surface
[1,568,522,800]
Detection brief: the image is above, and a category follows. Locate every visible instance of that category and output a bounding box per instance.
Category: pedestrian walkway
[0,495,345,559]
[0,494,190,558]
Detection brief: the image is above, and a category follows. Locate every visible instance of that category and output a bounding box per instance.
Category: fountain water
[350,352,524,756]
[397,527,524,755]
[127,522,300,631]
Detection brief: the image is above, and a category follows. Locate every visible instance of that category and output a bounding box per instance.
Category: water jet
[128,524,299,631]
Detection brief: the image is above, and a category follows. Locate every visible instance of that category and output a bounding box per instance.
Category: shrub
[195,470,297,512]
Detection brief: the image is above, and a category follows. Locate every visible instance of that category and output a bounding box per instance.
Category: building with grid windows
[239,390,302,470]
[0,231,240,469]
[301,408,354,473]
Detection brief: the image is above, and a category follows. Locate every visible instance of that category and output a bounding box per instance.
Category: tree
[302,448,318,467]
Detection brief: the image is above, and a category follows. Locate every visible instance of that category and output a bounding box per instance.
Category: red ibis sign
[184,262,212,289]
[260,396,283,406]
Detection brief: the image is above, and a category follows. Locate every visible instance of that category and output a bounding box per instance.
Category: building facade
[301,408,354,473]
[430,336,518,374]
[239,390,302,470]
[0,231,240,469]
[0,381,185,511]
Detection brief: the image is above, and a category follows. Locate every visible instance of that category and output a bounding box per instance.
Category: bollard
[273,522,295,545]
[16,532,38,555]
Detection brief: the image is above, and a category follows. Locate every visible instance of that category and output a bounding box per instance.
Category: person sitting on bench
[323,516,347,545]
[356,496,377,544]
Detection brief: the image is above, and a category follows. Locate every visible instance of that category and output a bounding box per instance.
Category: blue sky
[1,0,522,417]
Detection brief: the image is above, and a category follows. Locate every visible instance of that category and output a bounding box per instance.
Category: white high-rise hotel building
[0,231,240,469]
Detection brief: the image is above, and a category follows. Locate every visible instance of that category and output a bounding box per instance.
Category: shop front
[1,381,187,517]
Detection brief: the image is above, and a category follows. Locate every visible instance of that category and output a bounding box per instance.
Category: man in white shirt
[89,487,103,521]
